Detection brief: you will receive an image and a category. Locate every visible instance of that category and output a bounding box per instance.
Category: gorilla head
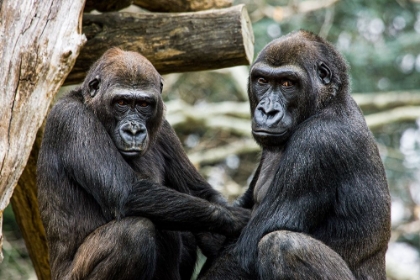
[82,48,164,157]
[248,30,349,147]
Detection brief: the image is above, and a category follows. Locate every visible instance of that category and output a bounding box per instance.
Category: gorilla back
[37,48,249,280]
[199,30,391,280]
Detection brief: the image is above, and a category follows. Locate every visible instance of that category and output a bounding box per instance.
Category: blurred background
[2,0,420,279]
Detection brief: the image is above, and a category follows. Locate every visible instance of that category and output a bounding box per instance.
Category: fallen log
[65,4,254,85]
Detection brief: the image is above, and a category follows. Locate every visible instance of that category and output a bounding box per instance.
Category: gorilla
[198,30,391,280]
[37,48,249,280]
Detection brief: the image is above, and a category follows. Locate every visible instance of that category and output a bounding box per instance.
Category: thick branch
[133,0,232,12]
[188,139,259,166]
[0,0,86,271]
[11,132,50,279]
[66,5,254,85]
[166,99,251,136]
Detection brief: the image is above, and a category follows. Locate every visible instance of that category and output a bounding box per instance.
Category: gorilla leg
[198,243,251,280]
[70,217,157,280]
[179,232,198,280]
[257,231,356,280]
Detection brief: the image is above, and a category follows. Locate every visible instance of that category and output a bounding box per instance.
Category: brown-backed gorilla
[198,30,391,280]
[37,48,249,280]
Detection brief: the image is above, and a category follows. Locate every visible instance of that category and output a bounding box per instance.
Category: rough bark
[65,4,254,85]
[0,0,86,265]
[133,0,232,12]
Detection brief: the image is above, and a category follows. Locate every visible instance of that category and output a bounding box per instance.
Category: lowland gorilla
[199,30,391,280]
[37,48,249,280]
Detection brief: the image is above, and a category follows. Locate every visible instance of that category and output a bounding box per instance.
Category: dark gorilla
[37,48,249,280]
[199,30,391,280]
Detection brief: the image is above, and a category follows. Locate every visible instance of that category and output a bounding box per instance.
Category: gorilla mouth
[120,148,143,157]
[252,129,287,137]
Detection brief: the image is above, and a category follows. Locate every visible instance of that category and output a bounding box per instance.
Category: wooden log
[65,4,254,85]
[11,132,50,280]
[84,0,133,12]
[0,0,86,269]
[133,0,232,12]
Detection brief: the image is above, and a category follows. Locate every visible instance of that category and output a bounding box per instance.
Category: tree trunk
[65,4,253,85]
[0,0,86,265]
[11,132,50,280]
[133,0,232,12]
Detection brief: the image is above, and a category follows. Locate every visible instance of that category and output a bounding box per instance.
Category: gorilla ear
[317,62,332,85]
[88,75,100,97]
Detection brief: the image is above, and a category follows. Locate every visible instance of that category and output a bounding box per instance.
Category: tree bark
[65,4,254,85]
[0,0,86,265]
[133,0,232,12]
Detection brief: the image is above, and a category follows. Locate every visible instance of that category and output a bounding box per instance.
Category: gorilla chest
[253,151,281,209]
[130,153,165,184]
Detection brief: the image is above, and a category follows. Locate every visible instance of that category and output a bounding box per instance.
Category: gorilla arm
[125,181,249,236]
[156,120,228,205]
[233,162,261,209]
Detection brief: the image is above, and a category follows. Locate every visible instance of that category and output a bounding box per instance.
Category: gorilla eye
[257,77,268,84]
[138,101,149,107]
[281,80,294,87]
[116,99,128,106]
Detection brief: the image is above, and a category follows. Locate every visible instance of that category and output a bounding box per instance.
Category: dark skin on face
[198,30,390,280]
[250,64,305,144]
[37,48,250,280]
[111,90,155,157]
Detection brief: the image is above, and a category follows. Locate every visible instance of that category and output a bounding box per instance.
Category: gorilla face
[248,32,339,148]
[110,88,157,157]
[82,48,164,158]
[249,63,306,147]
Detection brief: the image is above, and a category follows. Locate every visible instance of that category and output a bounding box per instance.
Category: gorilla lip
[252,130,287,137]
[120,150,142,157]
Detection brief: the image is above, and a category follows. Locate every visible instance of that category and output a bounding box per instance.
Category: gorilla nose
[256,104,283,126]
[120,122,147,146]
[122,122,146,137]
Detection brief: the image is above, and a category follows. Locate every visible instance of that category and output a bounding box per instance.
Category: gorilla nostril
[267,109,280,118]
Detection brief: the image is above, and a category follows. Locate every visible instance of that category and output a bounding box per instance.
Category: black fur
[199,30,391,280]
[37,48,249,280]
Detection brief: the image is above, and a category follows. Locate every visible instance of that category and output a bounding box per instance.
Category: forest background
[1,0,420,279]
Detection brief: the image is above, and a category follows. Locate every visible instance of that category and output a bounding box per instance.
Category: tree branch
[353,91,420,112]
[365,106,420,131]
[188,139,259,166]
